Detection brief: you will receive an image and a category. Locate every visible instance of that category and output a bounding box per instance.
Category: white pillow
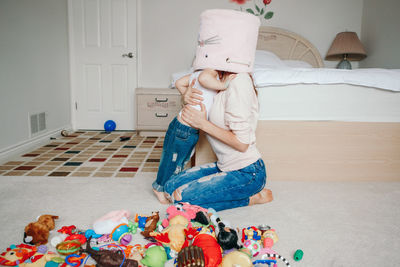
[254,50,285,68]
[283,60,313,68]
[170,68,193,88]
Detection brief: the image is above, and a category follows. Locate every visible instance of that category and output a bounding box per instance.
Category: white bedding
[253,67,400,92]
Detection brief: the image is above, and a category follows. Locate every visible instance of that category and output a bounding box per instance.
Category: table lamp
[325,31,367,69]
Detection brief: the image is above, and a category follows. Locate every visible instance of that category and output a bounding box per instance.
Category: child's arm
[175,74,191,95]
[198,69,234,91]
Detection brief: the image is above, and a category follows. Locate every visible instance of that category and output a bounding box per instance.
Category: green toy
[294,249,304,261]
[140,245,168,267]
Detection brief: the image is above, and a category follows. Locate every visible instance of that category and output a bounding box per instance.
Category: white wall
[139,0,364,87]
[360,0,400,68]
[0,0,71,152]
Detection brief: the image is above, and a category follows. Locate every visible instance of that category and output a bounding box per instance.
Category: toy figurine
[208,208,240,251]
[23,215,59,246]
[80,237,138,267]
[140,245,167,267]
[141,212,160,238]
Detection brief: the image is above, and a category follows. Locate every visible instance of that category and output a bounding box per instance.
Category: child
[152,68,235,203]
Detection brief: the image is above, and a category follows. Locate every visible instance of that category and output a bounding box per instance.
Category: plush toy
[80,237,138,267]
[162,203,207,228]
[220,250,252,267]
[150,215,198,252]
[140,245,167,267]
[141,212,159,238]
[191,231,222,267]
[19,248,58,267]
[0,244,37,266]
[23,215,59,246]
[93,210,130,235]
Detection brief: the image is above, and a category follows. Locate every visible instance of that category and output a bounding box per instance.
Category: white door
[69,0,137,130]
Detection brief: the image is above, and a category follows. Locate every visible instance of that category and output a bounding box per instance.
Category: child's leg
[165,159,268,211]
[152,117,199,192]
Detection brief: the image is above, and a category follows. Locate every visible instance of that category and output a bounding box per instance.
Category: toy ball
[104,120,116,132]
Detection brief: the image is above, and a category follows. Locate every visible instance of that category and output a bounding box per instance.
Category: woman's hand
[182,79,203,105]
[181,102,208,130]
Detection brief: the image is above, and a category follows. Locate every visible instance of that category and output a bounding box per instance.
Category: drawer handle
[155,97,168,102]
[155,112,168,117]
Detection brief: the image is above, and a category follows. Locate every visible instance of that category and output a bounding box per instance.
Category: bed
[193,26,400,181]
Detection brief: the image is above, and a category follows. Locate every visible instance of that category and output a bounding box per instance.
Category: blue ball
[104,120,116,132]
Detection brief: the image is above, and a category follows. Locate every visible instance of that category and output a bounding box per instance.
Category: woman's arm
[181,103,249,153]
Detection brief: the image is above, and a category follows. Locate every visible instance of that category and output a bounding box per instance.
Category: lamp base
[337,59,352,69]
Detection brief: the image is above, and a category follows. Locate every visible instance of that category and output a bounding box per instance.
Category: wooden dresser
[136,88,182,136]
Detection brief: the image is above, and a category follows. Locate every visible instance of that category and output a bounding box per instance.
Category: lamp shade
[325,32,367,61]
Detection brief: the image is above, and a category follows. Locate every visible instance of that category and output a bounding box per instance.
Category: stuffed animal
[19,249,58,267]
[93,210,130,235]
[80,237,138,267]
[0,244,37,266]
[141,212,159,238]
[24,215,59,246]
[150,215,198,252]
[162,203,207,228]
[140,245,167,267]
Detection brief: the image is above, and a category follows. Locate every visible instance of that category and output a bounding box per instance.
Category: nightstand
[136,88,182,136]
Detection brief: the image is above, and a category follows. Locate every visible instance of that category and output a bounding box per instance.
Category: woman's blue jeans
[164,159,267,211]
[152,117,199,192]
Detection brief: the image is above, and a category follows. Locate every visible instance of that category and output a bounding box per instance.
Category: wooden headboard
[257,26,324,68]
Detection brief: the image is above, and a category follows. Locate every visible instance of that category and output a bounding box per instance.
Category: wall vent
[30,112,47,135]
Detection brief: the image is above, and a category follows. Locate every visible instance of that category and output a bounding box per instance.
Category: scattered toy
[23,215,59,246]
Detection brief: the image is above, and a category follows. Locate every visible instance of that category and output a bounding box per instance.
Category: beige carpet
[1,174,399,266]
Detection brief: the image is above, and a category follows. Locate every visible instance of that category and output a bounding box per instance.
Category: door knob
[122,52,134,58]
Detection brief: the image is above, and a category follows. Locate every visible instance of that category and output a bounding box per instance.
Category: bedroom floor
[0,131,164,178]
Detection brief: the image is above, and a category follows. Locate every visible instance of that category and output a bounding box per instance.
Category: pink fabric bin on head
[192,9,260,73]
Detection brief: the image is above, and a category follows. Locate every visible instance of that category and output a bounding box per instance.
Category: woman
[156,71,273,211]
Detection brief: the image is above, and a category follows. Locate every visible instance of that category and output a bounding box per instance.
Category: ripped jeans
[152,117,199,192]
[164,159,266,211]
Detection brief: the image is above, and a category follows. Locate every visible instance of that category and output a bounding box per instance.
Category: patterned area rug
[0,131,164,177]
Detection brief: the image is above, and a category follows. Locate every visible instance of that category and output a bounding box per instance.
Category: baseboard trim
[0,125,72,164]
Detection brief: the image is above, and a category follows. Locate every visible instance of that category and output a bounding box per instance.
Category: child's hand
[183,78,203,105]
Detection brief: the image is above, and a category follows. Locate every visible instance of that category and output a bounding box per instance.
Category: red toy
[192,233,222,267]
[0,244,37,266]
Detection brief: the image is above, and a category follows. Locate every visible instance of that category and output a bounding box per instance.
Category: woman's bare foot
[249,188,273,206]
[153,189,171,204]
